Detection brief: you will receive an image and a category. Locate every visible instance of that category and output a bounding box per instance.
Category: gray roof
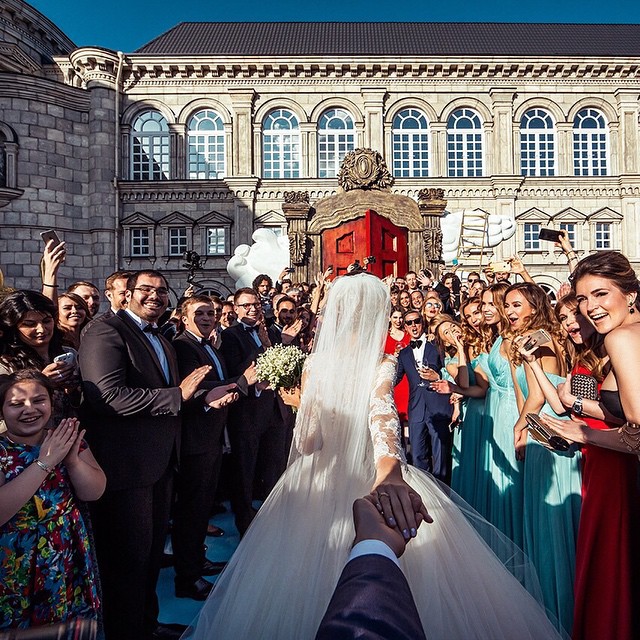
[135,22,640,57]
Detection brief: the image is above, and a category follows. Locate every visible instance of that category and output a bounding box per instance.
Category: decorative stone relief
[289,231,308,265]
[337,148,394,191]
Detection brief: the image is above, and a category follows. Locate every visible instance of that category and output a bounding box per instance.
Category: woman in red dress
[384,307,410,423]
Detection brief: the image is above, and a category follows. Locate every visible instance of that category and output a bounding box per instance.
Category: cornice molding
[69,48,122,87]
[112,57,640,87]
[0,73,90,110]
[0,43,41,74]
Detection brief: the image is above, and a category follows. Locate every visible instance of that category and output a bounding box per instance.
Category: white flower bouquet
[255,344,307,390]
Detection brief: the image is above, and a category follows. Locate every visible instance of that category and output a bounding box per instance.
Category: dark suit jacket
[79,310,182,491]
[396,339,452,424]
[172,331,248,456]
[315,554,426,640]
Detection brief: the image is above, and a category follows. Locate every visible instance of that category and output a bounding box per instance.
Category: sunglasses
[424,302,442,309]
[404,318,423,326]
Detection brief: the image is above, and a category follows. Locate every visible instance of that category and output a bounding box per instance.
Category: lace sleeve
[369,354,405,464]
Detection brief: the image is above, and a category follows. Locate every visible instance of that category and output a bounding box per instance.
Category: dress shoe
[202,558,227,575]
[207,524,225,537]
[175,577,214,600]
[151,622,188,639]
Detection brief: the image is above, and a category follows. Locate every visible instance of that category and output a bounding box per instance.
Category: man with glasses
[80,270,237,640]
[395,310,453,484]
[220,287,288,536]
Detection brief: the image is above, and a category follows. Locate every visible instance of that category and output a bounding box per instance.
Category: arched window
[131,111,169,180]
[262,109,300,179]
[317,108,355,178]
[573,109,608,176]
[520,109,555,177]
[188,110,225,179]
[392,109,430,177]
[447,109,483,177]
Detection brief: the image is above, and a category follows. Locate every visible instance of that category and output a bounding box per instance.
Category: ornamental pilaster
[614,89,638,174]
[417,188,447,278]
[360,88,387,154]
[489,88,517,175]
[282,191,312,277]
[228,88,256,176]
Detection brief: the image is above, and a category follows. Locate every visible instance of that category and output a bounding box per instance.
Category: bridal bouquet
[255,344,307,390]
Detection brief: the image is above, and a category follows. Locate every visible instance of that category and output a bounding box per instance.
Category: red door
[321,210,408,277]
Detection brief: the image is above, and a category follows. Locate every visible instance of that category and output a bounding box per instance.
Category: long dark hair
[0,290,65,371]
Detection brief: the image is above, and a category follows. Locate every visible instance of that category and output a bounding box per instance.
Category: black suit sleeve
[220,327,255,378]
[80,319,182,418]
[315,554,426,640]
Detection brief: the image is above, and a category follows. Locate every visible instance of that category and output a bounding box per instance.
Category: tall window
[131,228,151,256]
[594,222,612,249]
[168,228,188,256]
[520,109,555,176]
[206,227,227,255]
[188,110,225,179]
[523,223,541,250]
[317,109,355,178]
[573,109,608,176]
[447,109,483,177]
[559,222,576,247]
[392,109,430,177]
[263,109,300,179]
[131,111,169,180]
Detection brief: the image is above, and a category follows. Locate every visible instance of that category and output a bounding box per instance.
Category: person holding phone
[503,282,581,634]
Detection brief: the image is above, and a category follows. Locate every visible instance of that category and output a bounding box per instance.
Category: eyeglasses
[424,302,442,309]
[133,286,169,297]
[236,302,261,311]
[404,318,423,326]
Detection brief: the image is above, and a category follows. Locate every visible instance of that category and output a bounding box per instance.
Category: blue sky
[30,0,640,52]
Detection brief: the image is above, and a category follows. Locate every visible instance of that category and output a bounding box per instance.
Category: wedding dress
[183,274,563,640]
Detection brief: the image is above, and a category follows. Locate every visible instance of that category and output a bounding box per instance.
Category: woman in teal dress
[504,283,581,634]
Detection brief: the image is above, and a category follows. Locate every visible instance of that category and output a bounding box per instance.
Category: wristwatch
[572,396,583,416]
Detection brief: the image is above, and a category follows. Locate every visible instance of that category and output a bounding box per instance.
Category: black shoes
[202,558,226,575]
[151,622,188,639]
[175,577,214,600]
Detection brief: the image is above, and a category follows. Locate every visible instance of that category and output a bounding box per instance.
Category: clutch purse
[525,413,570,452]
[570,373,598,401]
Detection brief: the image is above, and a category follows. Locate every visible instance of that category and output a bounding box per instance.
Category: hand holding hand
[278,386,301,408]
[180,365,212,401]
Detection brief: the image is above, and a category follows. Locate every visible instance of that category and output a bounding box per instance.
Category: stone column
[615,90,638,175]
[299,122,315,178]
[282,191,311,281]
[417,188,447,279]
[430,122,447,178]
[489,88,517,175]
[360,88,387,154]
[228,88,255,176]
[556,122,573,176]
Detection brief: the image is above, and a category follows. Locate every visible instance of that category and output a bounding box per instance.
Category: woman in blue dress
[504,283,582,634]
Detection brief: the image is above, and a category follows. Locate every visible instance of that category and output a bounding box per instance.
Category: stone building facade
[1,5,640,299]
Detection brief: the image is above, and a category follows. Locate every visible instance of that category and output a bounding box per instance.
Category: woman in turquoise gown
[505,283,582,635]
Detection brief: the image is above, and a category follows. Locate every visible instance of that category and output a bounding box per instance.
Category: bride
[184,272,563,640]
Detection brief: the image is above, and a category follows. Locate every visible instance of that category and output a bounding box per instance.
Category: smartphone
[40,229,62,247]
[522,329,552,351]
[489,261,511,273]
[525,413,570,451]
[538,228,563,243]
[53,352,76,366]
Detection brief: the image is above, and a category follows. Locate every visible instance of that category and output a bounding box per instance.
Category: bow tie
[410,339,423,349]
[199,337,213,347]
[244,324,258,333]
[143,324,160,336]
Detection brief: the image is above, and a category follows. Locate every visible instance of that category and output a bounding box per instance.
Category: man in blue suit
[396,309,453,483]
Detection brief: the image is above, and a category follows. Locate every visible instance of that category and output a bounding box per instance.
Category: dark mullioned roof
[135,22,640,57]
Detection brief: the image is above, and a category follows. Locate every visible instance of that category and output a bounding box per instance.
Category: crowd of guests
[1,229,640,640]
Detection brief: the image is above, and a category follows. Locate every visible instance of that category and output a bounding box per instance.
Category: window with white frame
[188,110,225,179]
[573,109,608,176]
[520,109,555,177]
[168,227,188,256]
[558,222,577,247]
[392,109,430,177]
[317,108,355,178]
[447,109,483,177]
[262,109,300,179]
[131,228,151,256]
[523,223,541,250]
[594,222,612,249]
[131,111,169,180]
[205,227,227,255]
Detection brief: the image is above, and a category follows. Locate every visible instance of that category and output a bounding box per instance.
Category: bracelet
[35,459,53,473]
[42,283,58,287]
[619,422,640,452]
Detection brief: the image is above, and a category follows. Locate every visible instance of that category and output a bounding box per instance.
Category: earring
[629,300,636,314]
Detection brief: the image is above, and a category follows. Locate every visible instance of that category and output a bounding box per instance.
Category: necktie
[410,339,423,349]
